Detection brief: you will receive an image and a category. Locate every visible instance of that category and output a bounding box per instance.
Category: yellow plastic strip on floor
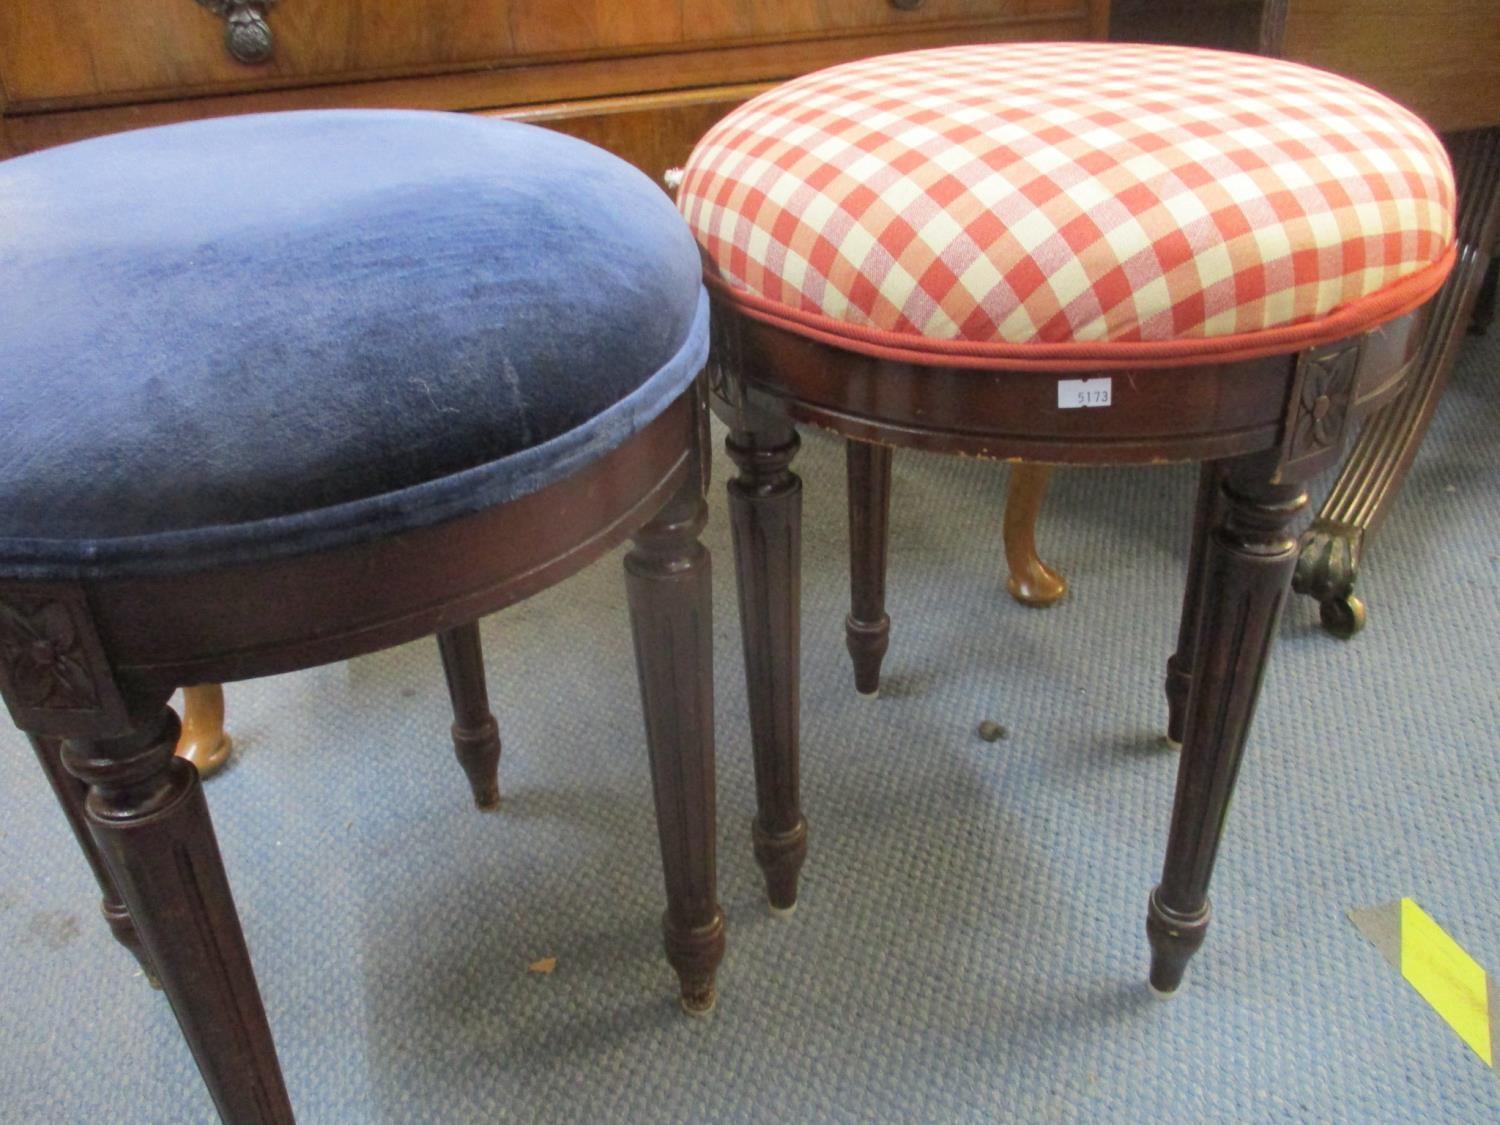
[1348,898,1494,1068]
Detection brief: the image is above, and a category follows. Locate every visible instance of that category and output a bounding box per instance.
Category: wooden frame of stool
[0,384,723,1123]
[711,298,1426,994]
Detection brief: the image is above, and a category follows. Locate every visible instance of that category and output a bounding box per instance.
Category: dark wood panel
[1110,0,1265,51]
[0,1,1101,112]
[1282,0,1500,132]
[1112,0,1500,133]
[491,85,766,189]
[0,14,1100,157]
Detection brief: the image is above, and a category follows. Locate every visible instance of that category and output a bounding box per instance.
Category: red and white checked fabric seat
[679,43,1457,370]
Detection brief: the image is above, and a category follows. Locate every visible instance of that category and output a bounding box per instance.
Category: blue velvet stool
[0,110,719,1121]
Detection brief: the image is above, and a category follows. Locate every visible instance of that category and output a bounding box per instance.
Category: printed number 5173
[1057,378,1112,409]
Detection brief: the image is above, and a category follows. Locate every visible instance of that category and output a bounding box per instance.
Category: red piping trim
[706,244,1456,372]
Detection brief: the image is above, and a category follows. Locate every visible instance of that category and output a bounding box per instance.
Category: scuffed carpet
[0,331,1495,1123]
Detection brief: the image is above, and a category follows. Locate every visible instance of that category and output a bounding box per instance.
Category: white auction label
[1057,378,1112,409]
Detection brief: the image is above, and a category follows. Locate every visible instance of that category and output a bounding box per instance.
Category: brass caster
[1319,593,1366,640]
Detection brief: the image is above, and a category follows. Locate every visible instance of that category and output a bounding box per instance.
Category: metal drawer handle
[195,0,279,65]
[888,0,926,9]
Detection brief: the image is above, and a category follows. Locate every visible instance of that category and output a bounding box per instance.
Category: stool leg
[67,703,292,1122]
[1470,257,1498,335]
[1147,463,1306,994]
[624,460,724,1015]
[436,622,502,809]
[845,439,892,697]
[1003,464,1068,607]
[28,733,158,985]
[726,417,807,916]
[1163,463,1226,748]
[176,684,233,778]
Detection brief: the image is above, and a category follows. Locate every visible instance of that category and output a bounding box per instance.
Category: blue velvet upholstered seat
[0,110,710,578]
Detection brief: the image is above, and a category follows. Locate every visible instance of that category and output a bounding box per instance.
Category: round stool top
[680,43,1455,370]
[0,111,708,578]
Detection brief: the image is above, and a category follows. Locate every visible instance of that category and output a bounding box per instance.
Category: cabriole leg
[176,684,232,778]
[1003,463,1068,608]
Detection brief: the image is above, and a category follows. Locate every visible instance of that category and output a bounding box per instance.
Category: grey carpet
[1,330,1496,1123]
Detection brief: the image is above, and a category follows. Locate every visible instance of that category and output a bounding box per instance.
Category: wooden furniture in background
[1277,1,1500,635]
[1069,0,1500,637]
[175,684,233,777]
[0,0,1109,173]
[1003,464,1068,607]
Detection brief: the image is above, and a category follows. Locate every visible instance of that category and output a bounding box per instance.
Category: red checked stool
[680,42,1456,992]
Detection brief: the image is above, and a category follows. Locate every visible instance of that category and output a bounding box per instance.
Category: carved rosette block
[0,585,127,737]
[1281,338,1362,479]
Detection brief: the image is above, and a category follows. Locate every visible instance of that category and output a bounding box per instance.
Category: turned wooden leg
[1164,463,1226,749]
[176,684,232,778]
[624,457,724,1015]
[845,439,892,697]
[726,414,807,915]
[66,702,292,1122]
[1147,461,1307,995]
[436,621,502,810]
[1293,128,1500,637]
[28,733,158,984]
[1003,463,1068,608]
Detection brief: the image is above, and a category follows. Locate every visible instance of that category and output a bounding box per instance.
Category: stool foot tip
[680,990,717,1017]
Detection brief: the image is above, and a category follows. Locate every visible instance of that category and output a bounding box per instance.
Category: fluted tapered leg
[726,416,807,915]
[1003,463,1068,608]
[68,704,292,1122]
[29,733,158,984]
[845,439,892,697]
[437,621,502,809]
[1147,462,1307,994]
[1164,463,1226,748]
[624,462,724,1014]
